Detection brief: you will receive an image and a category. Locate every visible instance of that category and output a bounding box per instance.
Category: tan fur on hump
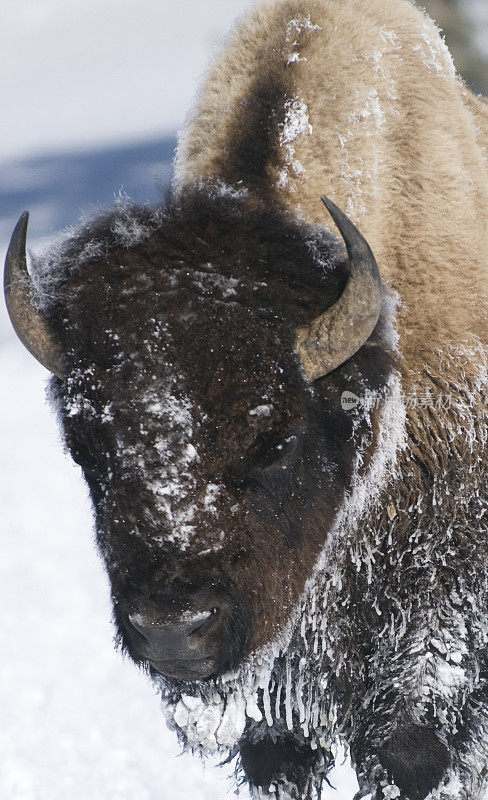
[175,0,488,396]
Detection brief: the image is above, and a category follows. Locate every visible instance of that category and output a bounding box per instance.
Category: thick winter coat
[4,1,488,799]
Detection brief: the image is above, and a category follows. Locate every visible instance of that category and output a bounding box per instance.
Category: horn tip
[320,194,334,210]
[6,211,30,260]
[12,210,29,233]
[16,210,30,235]
[320,195,345,229]
[5,211,30,287]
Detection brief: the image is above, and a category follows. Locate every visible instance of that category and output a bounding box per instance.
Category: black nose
[125,589,249,680]
[129,608,218,679]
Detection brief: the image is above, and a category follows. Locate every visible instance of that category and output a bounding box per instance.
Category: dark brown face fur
[42,185,395,679]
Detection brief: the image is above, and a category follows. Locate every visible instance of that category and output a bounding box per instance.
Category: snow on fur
[160,370,407,757]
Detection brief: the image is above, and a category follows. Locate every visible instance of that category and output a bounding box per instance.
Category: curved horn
[4,213,64,378]
[296,196,383,382]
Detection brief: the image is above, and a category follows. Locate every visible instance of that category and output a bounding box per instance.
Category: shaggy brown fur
[14,1,488,799]
[176,0,488,400]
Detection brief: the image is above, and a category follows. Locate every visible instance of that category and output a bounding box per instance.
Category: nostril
[186,607,220,637]
[127,607,220,642]
[183,611,212,636]
[187,616,209,636]
[127,612,156,637]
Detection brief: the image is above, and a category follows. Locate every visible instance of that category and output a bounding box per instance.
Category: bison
[5,0,488,798]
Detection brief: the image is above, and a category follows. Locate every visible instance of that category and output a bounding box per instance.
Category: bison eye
[256,433,300,472]
[226,430,304,489]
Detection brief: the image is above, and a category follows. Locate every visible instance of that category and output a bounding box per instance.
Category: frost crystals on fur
[277,98,313,190]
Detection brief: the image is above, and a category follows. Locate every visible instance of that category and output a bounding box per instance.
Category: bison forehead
[39,186,348,355]
[42,190,351,470]
[62,262,311,438]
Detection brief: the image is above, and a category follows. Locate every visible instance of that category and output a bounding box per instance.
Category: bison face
[5,186,394,686]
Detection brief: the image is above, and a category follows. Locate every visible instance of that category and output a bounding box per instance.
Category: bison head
[4,184,398,755]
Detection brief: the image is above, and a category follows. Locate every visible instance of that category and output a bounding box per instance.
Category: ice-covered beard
[154,374,407,758]
[154,580,338,756]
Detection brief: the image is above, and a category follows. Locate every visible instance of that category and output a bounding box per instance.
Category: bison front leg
[349,655,488,800]
[352,723,451,800]
[427,693,488,800]
[343,560,488,800]
[356,695,488,800]
[239,727,329,799]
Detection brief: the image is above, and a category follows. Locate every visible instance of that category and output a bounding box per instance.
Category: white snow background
[0,1,486,798]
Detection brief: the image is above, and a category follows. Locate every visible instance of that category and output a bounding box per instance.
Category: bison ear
[4,213,65,379]
[296,196,383,382]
